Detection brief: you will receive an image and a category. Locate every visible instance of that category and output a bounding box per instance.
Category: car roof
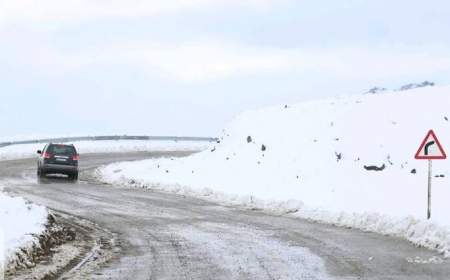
[48,143,75,147]
[49,143,74,145]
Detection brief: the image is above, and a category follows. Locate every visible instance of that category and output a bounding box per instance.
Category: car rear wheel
[69,172,78,181]
[37,168,46,178]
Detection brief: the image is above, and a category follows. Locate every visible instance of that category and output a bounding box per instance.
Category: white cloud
[133,42,291,82]
[4,37,450,83]
[130,43,450,82]
[0,0,275,27]
[293,46,450,80]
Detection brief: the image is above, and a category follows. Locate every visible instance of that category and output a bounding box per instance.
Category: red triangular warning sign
[415,130,447,160]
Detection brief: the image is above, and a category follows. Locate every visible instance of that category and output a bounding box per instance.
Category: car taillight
[43,152,52,159]
[72,154,80,161]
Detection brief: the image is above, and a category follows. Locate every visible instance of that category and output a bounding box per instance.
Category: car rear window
[47,145,76,155]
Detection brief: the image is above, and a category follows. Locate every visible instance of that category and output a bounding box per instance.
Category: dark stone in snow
[435,174,445,178]
[365,87,388,94]
[284,105,288,109]
[411,169,417,174]
[398,81,435,91]
[211,147,216,152]
[261,144,266,151]
[335,152,342,162]
[247,136,252,143]
[445,116,448,121]
[364,164,386,171]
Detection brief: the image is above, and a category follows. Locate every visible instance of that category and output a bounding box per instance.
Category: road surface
[1,152,449,279]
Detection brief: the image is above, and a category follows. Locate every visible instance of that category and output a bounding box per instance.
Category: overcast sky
[1,0,450,137]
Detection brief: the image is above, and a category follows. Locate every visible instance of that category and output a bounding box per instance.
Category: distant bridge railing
[0,135,218,148]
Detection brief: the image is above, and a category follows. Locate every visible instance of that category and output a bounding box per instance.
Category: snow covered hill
[99,85,450,257]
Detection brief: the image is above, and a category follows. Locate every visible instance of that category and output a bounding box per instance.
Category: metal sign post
[427,160,432,220]
[415,130,447,220]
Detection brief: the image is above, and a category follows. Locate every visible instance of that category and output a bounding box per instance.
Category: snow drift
[0,193,48,269]
[99,85,450,257]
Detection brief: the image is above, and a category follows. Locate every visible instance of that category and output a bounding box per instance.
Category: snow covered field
[0,140,211,161]
[99,85,450,257]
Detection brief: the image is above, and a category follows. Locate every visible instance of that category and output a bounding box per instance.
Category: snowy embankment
[0,139,211,272]
[0,193,48,272]
[99,86,450,257]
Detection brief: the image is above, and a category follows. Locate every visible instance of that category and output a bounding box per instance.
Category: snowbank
[99,85,450,257]
[0,140,211,161]
[0,193,48,267]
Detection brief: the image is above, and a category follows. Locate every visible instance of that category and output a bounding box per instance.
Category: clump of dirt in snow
[335,152,343,162]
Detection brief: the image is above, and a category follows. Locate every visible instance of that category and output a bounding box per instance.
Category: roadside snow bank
[98,86,450,257]
[0,193,48,268]
[0,140,211,161]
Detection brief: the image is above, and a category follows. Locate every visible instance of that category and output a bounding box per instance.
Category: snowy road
[2,152,450,279]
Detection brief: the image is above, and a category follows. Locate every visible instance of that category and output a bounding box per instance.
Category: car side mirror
[37,150,42,154]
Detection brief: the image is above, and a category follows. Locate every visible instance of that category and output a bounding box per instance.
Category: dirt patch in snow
[5,211,119,280]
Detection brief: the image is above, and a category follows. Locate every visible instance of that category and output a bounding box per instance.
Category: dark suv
[37,144,79,180]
